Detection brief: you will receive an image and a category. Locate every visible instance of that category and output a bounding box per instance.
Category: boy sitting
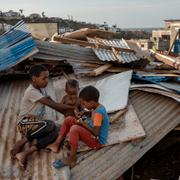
[49,85,110,167]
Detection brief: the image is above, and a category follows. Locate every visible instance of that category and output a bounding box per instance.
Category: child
[11,64,76,169]
[49,86,109,167]
[60,79,80,117]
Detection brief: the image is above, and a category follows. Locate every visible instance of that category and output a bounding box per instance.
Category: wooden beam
[88,63,113,76]
[53,36,135,53]
[150,50,180,70]
[168,29,179,55]
[110,108,128,123]
[111,47,121,62]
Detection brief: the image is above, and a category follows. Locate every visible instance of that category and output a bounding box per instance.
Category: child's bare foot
[10,143,23,159]
[46,143,59,153]
[62,157,76,168]
[15,152,27,169]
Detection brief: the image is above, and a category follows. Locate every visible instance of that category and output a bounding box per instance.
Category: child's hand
[76,118,83,125]
[74,109,82,119]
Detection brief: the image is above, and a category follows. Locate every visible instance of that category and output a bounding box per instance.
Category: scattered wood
[88,63,113,76]
[174,124,180,131]
[168,29,179,55]
[110,108,128,123]
[151,50,180,70]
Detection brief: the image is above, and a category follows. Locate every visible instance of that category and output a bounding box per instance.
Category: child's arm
[76,118,100,136]
[38,97,75,114]
[60,95,66,104]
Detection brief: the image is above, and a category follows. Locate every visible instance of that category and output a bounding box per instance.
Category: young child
[49,85,109,167]
[60,79,80,117]
[11,64,76,169]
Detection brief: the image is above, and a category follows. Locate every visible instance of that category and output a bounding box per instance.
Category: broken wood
[112,47,121,62]
[110,108,128,123]
[61,70,70,80]
[168,29,179,55]
[174,124,180,131]
[88,63,113,76]
[150,50,180,70]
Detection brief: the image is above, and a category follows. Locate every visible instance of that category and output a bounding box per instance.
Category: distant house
[3,10,20,17]
[151,19,180,51]
[135,39,153,50]
[151,29,170,51]
[164,19,180,29]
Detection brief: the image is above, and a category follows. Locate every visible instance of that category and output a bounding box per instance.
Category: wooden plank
[174,124,180,131]
[111,47,121,62]
[88,63,113,76]
[168,29,179,55]
[110,108,128,123]
[150,50,180,70]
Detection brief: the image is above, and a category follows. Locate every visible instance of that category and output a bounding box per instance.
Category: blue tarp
[0,20,38,72]
[132,72,180,94]
[173,39,180,54]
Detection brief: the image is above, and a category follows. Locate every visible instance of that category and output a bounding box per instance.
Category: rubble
[0,20,179,180]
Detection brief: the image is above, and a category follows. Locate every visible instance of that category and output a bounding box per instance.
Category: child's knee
[70,125,80,133]
[64,116,76,124]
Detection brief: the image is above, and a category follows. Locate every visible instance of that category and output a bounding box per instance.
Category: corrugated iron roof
[87,37,138,63]
[0,21,38,72]
[93,48,138,63]
[88,37,130,49]
[0,79,179,180]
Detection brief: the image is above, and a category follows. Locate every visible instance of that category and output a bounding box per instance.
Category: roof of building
[0,77,179,180]
[164,19,180,22]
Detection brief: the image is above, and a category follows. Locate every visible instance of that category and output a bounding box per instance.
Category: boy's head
[79,86,99,110]
[65,79,79,98]
[29,65,49,88]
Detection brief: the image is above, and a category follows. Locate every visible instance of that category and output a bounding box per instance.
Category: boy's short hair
[66,79,79,89]
[79,86,99,102]
[29,65,48,78]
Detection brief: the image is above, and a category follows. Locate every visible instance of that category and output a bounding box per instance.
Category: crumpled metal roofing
[87,37,138,63]
[88,37,130,49]
[93,48,138,63]
[0,20,38,72]
[0,77,179,180]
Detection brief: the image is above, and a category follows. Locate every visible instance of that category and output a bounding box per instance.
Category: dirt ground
[123,131,180,180]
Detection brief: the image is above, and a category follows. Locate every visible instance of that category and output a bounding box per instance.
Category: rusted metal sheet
[0,79,179,180]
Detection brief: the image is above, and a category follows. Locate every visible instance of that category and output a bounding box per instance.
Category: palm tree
[42,12,45,18]
[19,9,24,16]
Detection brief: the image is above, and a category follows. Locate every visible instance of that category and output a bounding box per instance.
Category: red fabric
[60,116,101,150]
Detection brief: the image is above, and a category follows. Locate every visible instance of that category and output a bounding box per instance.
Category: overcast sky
[1,0,180,28]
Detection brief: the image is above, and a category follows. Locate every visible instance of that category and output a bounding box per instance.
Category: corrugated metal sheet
[34,40,101,64]
[87,37,138,63]
[71,91,180,180]
[0,79,179,180]
[0,21,38,72]
[93,48,138,63]
[88,37,130,49]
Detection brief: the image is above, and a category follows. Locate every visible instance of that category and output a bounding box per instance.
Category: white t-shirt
[19,84,48,119]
